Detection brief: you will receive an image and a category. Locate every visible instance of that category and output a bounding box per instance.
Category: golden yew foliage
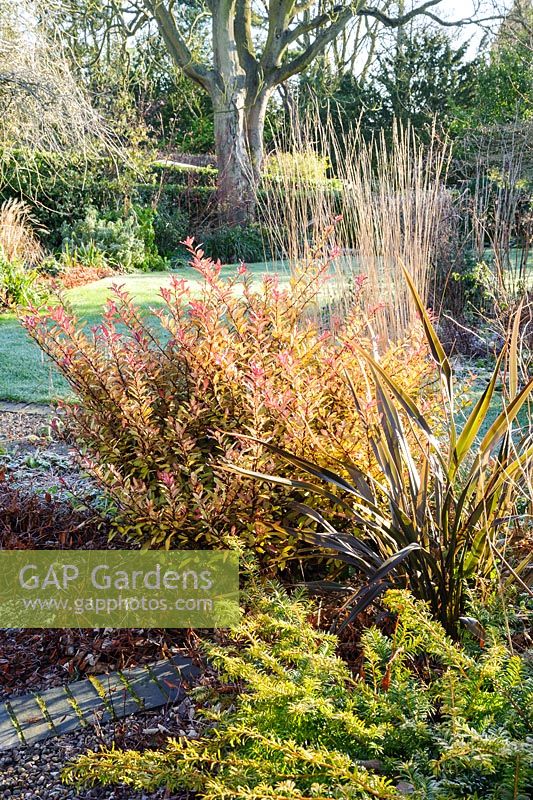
[23,235,437,558]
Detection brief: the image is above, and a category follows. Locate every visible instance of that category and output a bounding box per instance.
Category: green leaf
[351,348,434,438]
[479,376,533,459]
[401,261,452,399]
[451,345,506,476]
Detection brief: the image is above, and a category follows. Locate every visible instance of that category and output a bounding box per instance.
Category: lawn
[0,263,290,404]
[1,252,530,405]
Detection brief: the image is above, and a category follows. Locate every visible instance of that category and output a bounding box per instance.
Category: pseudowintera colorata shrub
[23,232,437,558]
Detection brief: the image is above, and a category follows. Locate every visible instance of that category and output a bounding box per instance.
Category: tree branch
[235,0,258,72]
[357,0,444,27]
[282,9,342,49]
[142,0,214,92]
[269,6,353,85]
[261,0,297,71]
[358,0,502,29]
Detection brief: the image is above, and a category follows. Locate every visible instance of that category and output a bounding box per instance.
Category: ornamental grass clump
[22,232,436,556]
[0,198,45,309]
[0,197,44,266]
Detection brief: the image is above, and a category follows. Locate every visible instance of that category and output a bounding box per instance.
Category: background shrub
[265,149,331,183]
[131,205,167,271]
[152,203,190,265]
[60,207,147,273]
[0,149,314,266]
[201,223,269,263]
[2,151,342,267]
[0,149,144,250]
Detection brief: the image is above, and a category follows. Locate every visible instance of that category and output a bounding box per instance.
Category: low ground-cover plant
[40,243,116,288]
[22,233,437,556]
[231,272,533,634]
[63,586,533,799]
[0,480,109,549]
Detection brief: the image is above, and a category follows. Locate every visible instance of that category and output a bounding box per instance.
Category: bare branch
[261,0,298,71]
[358,0,503,29]
[358,0,443,27]
[0,0,119,193]
[269,6,353,85]
[235,0,258,72]
[282,9,341,48]
[142,0,214,91]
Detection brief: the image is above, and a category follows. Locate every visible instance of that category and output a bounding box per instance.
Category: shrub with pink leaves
[23,232,436,559]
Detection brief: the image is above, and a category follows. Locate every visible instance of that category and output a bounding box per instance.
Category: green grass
[0,264,291,404]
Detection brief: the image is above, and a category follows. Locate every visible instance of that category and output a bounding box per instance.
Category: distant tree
[453,1,533,189]
[494,0,533,52]
[128,43,215,153]
[463,0,533,127]
[296,29,477,153]
[369,32,476,134]
[91,1,504,223]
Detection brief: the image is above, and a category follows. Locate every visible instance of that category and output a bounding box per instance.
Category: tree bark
[213,89,272,225]
[213,89,256,225]
[211,1,262,225]
[246,90,271,184]
[213,86,271,225]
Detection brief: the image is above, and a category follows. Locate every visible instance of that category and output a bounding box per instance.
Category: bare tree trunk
[212,87,271,225]
[213,89,256,225]
[210,1,262,225]
[246,90,271,182]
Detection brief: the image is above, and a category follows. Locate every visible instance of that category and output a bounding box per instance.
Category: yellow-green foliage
[22,233,437,556]
[63,588,533,799]
[264,150,331,184]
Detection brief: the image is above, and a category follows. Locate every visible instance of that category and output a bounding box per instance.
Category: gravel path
[0,406,93,502]
[0,408,49,444]
[0,697,197,799]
